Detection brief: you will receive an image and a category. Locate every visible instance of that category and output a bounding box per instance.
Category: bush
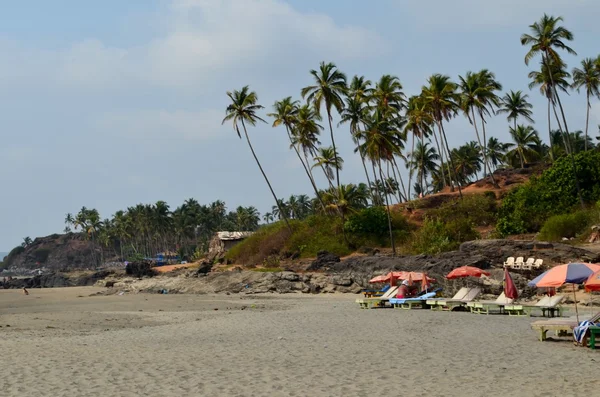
[430,194,497,227]
[538,211,595,241]
[409,217,479,255]
[344,207,413,246]
[497,151,600,236]
[125,261,157,278]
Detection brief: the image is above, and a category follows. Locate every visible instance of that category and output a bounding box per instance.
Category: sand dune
[0,287,598,396]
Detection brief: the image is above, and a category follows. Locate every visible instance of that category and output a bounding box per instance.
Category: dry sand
[1,287,598,397]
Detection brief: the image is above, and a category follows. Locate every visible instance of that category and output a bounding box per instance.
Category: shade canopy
[369,271,436,284]
[445,266,491,279]
[584,270,600,292]
[528,263,600,288]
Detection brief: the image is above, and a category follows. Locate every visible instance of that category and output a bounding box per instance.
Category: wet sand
[0,287,598,396]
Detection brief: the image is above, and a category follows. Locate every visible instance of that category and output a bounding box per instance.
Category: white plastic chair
[522,258,534,270]
[513,257,524,270]
[503,257,515,268]
[534,259,544,268]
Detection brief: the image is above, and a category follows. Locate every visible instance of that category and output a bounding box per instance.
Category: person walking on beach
[22,287,29,295]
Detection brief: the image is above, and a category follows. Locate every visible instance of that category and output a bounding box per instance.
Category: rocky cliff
[3,233,98,271]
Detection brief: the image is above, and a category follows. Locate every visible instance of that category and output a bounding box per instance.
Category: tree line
[224,14,600,255]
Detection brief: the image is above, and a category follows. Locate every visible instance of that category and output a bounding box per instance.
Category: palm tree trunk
[326,107,341,190]
[407,131,416,200]
[547,98,554,162]
[585,93,590,151]
[371,161,383,206]
[437,123,454,190]
[471,108,498,187]
[478,114,499,187]
[391,157,408,202]
[240,120,292,232]
[385,162,402,204]
[285,126,326,212]
[431,128,448,188]
[439,120,463,199]
[377,156,396,256]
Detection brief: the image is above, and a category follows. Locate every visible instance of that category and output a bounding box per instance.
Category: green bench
[589,326,600,349]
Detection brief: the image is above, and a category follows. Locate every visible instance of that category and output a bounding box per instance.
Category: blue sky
[1,0,599,251]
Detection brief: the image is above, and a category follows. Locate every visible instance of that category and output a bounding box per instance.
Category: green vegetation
[538,210,596,241]
[410,218,479,255]
[497,151,600,236]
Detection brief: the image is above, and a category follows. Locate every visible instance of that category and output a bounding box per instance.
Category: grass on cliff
[225,210,414,266]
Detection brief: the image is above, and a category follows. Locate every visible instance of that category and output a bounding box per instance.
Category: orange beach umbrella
[584,270,600,292]
[446,266,491,279]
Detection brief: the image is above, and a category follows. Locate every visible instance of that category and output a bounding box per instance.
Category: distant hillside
[0,252,7,261]
[2,234,97,270]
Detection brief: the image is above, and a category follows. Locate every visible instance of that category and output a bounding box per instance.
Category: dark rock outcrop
[307,251,340,271]
[1,270,115,289]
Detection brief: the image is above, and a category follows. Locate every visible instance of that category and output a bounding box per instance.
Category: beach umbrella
[584,270,600,292]
[406,272,414,287]
[503,267,519,300]
[445,266,491,280]
[368,275,388,284]
[528,263,600,322]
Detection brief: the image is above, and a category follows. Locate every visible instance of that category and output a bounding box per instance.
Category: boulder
[307,251,340,271]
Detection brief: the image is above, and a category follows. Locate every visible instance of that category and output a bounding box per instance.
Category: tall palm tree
[301,62,347,189]
[572,58,600,151]
[347,75,373,102]
[458,70,500,185]
[222,86,291,232]
[339,95,372,187]
[475,69,503,179]
[498,90,535,131]
[371,74,406,114]
[268,97,325,211]
[404,96,433,199]
[451,141,482,184]
[507,125,540,168]
[528,59,572,159]
[421,74,463,198]
[521,14,584,207]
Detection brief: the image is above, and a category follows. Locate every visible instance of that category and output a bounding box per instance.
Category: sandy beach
[0,288,598,397]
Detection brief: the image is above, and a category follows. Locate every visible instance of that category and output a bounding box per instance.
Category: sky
[1,0,600,251]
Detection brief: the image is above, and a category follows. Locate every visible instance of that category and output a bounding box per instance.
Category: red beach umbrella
[368,275,388,284]
[421,272,432,292]
[584,269,600,292]
[445,266,491,279]
[503,267,519,300]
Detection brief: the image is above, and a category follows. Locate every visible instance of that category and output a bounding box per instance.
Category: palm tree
[451,141,482,184]
[408,141,439,196]
[521,14,584,207]
[371,74,405,114]
[347,75,373,102]
[269,97,325,211]
[572,58,600,151]
[474,69,503,180]
[528,59,572,158]
[507,125,540,168]
[458,70,500,185]
[486,137,509,170]
[222,86,291,232]
[313,147,343,187]
[421,74,462,197]
[498,90,535,131]
[404,96,434,198]
[339,95,372,187]
[301,62,347,189]
[321,184,369,218]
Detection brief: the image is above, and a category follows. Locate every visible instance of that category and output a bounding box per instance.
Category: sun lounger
[522,258,535,271]
[468,292,514,315]
[355,286,398,309]
[505,295,565,317]
[531,311,600,341]
[390,292,438,310]
[533,259,543,269]
[513,257,524,270]
[429,288,481,311]
[503,257,515,268]
[426,287,469,310]
[362,284,390,298]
